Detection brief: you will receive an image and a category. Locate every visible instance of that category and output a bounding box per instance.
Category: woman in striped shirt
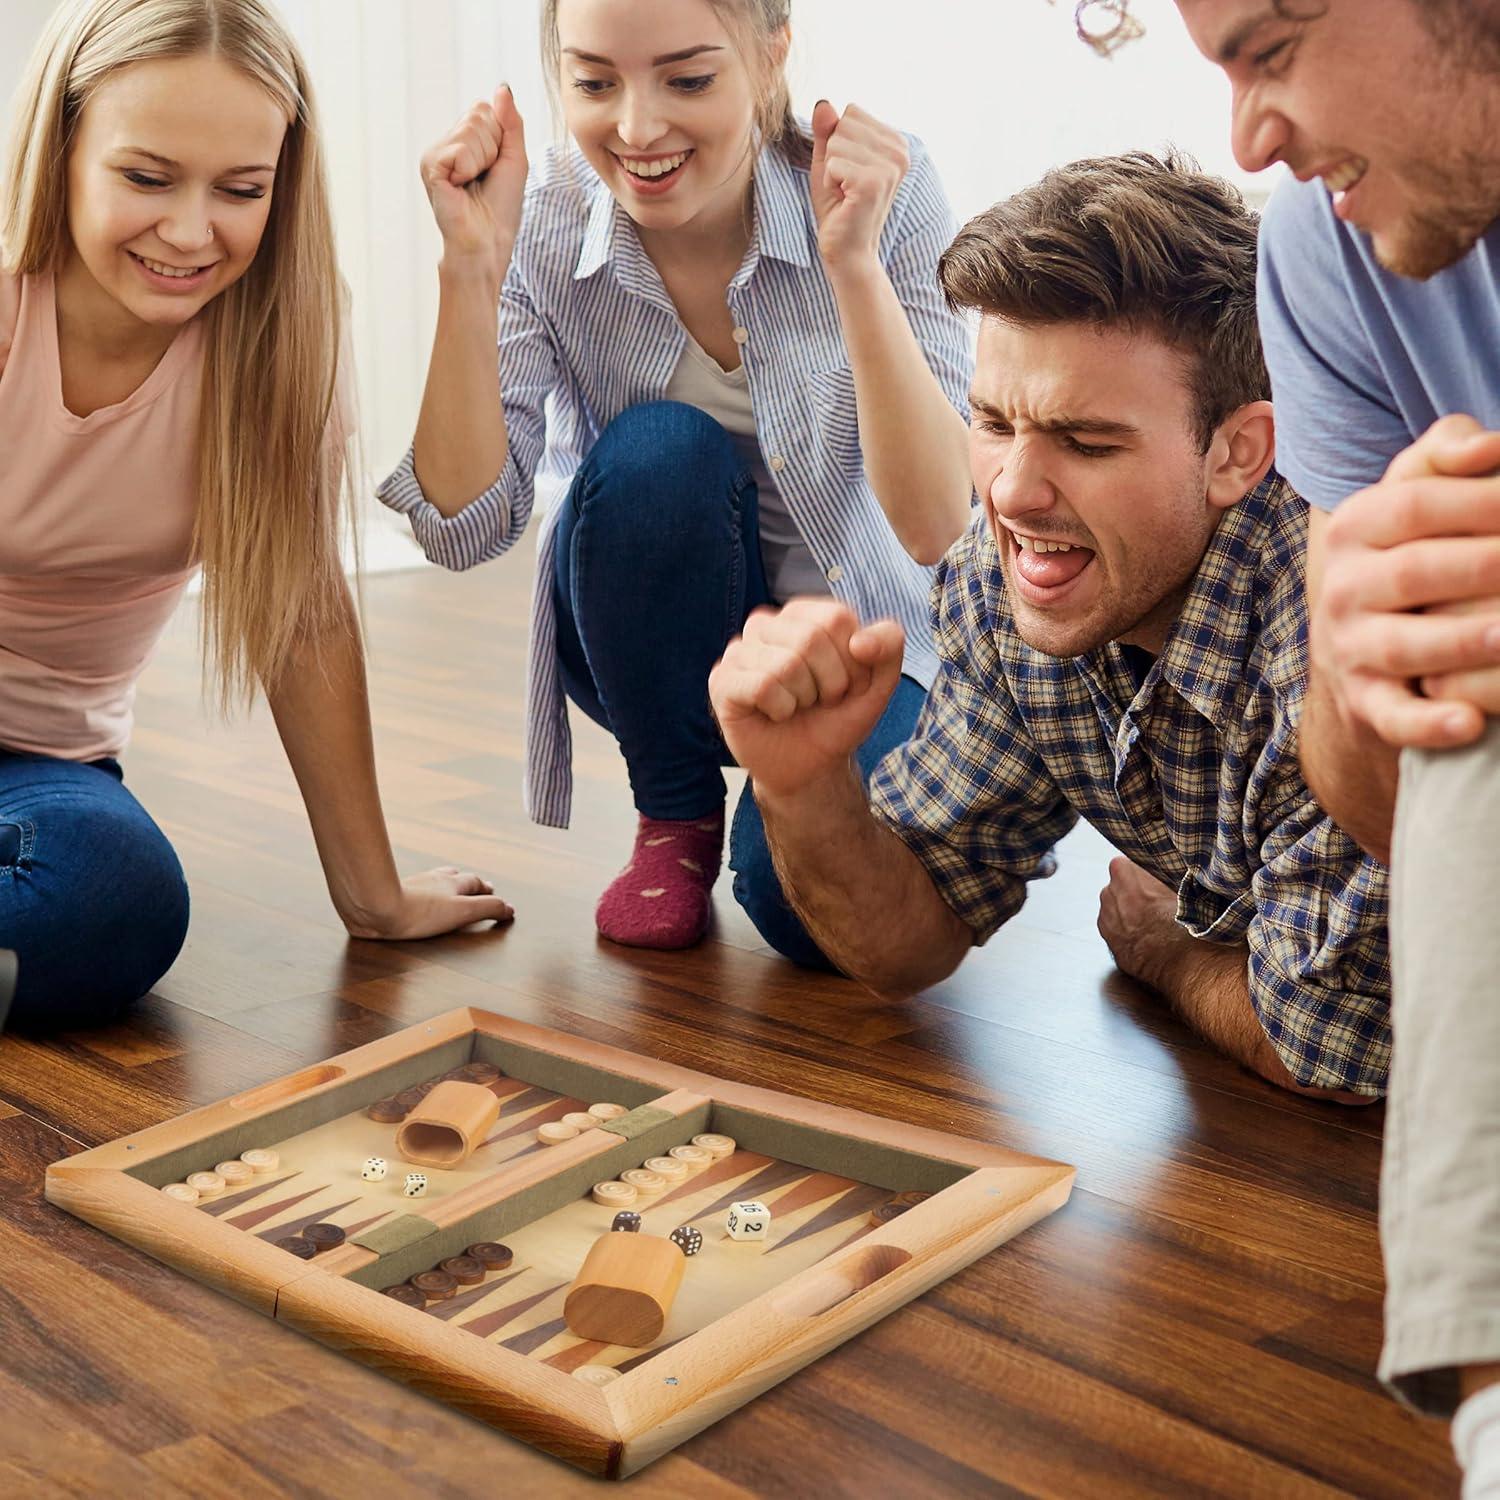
[382,0,973,958]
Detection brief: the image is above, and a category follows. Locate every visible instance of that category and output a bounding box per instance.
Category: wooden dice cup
[564,1232,685,1347]
[395,1081,500,1168]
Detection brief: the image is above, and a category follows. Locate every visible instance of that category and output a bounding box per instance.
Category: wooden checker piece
[366,1097,407,1124]
[457,1062,503,1086]
[868,1191,932,1227]
[276,1236,317,1261]
[185,1171,225,1197]
[587,1102,627,1122]
[592,1180,638,1209]
[239,1148,279,1174]
[394,1087,428,1113]
[621,1167,666,1198]
[643,1155,688,1184]
[465,1242,514,1271]
[668,1144,712,1174]
[409,1270,458,1302]
[214,1160,254,1186]
[303,1222,347,1253]
[691,1133,736,1159]
[561,1111,599,1132]
[439,1255,485,1286]
[382,1284,426,1307]
[161,1183,199,1205]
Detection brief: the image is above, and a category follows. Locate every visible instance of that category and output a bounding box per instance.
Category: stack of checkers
[589,1134,733,1209]
[381,1242,513,1306]
[161,1148,280,1205]
[276,1222,347,1260]
[536,1101,628,1146]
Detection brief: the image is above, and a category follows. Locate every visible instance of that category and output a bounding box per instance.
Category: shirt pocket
[1176,870,1254,942]
[806,363,862,475]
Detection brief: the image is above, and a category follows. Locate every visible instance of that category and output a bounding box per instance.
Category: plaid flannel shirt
[869,474,1392,1096]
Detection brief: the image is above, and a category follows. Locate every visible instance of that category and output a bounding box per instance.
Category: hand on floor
[344,867,514,941]
[1096,856,1185,992]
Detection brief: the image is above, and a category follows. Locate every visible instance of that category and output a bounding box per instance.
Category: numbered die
[725,1200,770,1241]
[402,1172,428,1198]
[361,1157,387,1183]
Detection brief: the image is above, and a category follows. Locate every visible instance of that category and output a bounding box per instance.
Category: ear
[1204,399,1275,512]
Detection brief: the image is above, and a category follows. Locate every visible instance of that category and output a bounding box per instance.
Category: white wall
[2,0,1269,489]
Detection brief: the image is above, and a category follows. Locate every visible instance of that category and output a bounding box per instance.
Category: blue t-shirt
[1257,176,1500,512]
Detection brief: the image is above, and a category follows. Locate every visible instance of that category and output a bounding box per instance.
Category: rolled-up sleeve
[868,531,1077,939]
[376,260,563,570]
[1247,797,1392,1095]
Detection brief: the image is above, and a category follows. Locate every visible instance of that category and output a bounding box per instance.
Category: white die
[402,1172,428,1198]
[361,1157,387,1182]
[725,1200,770,1240]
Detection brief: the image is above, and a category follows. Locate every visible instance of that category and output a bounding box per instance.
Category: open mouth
[1002,525,1098,603]
[128,250,216,287]
[1320,156,1369,220]
[613,149,694,194]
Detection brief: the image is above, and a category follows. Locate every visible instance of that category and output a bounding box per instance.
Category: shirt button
[826,564,844,584]
[769,454,786,473]
[731,326,749,344]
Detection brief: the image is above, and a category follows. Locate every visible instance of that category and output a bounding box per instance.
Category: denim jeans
[0,752,190,1032]
[553,400,925,970]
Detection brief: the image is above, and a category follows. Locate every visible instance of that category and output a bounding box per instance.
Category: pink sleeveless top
[0,270,202,760]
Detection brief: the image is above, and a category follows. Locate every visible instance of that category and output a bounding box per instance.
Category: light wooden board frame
[46,1007,1075,1478]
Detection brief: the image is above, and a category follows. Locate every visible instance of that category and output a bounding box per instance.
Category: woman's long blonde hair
[1,0,351,707]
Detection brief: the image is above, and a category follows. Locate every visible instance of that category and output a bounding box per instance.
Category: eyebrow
[1214,8,1282,65]
[563,44,725,67]
[969,395,1140,438]
[119,147,276,174]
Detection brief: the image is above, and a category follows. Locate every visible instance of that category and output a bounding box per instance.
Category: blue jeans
[553,400,925,970]
[0,753,190,1032]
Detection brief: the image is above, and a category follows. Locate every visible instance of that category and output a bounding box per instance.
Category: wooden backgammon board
[45,1006,1074,1477]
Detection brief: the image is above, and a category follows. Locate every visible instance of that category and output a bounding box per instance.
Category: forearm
[828,260,972,565]
[756,762,973,996]
[264,586,402,932]
[1300,667,1398,863]
[412,257,512,518]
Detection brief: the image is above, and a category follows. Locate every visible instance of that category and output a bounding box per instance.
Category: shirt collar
[572,139,814,283]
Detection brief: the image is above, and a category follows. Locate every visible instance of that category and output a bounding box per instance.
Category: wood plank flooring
[0,544,1458,1497]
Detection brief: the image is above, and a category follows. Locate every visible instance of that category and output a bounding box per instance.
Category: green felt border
[707,1104,969,1194]
[124,1036,475,1189]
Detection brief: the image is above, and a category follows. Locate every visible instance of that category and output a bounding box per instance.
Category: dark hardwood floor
[0,541,1458,1497]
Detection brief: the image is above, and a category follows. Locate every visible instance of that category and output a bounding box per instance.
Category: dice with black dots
[361,1157,387,1182]
[725,1200,770,1241]
[403,1172,428,1198]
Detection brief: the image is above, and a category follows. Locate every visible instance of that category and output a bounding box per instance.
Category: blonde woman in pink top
[0,0,513,1033]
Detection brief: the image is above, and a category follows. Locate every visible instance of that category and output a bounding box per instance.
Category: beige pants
[1384,721,1500,1415]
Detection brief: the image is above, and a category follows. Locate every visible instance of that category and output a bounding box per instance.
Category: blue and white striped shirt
[378,132,973,828]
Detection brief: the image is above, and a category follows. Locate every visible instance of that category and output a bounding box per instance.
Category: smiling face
[64,52,287,332]
[1176,0,1500,278]
[971,318,1245,658]
[555,0,773,234]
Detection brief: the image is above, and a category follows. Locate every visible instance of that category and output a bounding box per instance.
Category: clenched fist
[709,599,905,801]
[1315,413,1500,748]
[809,101,910,274]
[420,85,529,288]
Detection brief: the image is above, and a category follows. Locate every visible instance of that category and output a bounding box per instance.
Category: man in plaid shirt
[709,153,1390,1102]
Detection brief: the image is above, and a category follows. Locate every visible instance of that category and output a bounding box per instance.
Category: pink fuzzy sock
[595,810,725,950]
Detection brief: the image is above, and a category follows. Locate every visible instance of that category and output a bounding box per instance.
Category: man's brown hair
[937,150,1269,451]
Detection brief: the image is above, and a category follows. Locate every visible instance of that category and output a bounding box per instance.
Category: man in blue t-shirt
[1176,0,1500,1488]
